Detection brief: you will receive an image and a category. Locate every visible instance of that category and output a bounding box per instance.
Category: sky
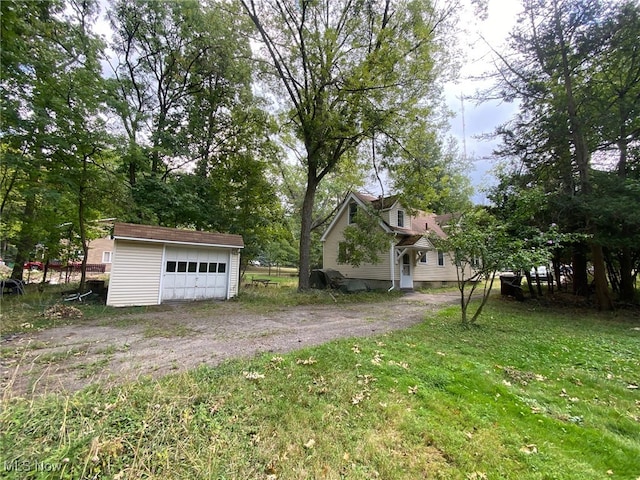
[444,0,523,204]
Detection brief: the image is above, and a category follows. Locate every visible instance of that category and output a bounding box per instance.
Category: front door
[400,253,413,289]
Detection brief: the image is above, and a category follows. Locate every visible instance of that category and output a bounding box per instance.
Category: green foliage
[490,0,640,304]
[337,206,390,267]
[432,208,578,325]
[241,0,458,288]
[383,116,473,215]
[1,299,638,479]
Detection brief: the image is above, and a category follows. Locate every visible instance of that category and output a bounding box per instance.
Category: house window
[348,202,357,224]
[102,251,112,264]
[419,253,427,264]
[397,210,405,228]
[166,261,177,272]
[437,250,445,267]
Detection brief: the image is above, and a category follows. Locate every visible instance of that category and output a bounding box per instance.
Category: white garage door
[162,246,230,300]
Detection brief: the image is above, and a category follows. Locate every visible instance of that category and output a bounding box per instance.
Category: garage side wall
[107,240,163,307]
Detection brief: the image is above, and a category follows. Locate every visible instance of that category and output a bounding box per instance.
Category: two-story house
[321,192,460,290]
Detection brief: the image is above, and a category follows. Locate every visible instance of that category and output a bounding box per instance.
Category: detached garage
[106,223,244,307]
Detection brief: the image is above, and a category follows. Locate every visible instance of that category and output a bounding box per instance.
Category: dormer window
[397,210,405,228]
[348,202,357,224]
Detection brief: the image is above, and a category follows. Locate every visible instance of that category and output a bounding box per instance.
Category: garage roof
[113,223,244,248]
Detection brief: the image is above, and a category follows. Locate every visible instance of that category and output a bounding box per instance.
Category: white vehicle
[530,266,550,280]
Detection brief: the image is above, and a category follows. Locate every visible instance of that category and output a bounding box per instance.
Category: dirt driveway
[1,291,459,398]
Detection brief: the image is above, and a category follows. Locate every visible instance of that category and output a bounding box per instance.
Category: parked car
[23,261,44,270]
[530,266,550,280]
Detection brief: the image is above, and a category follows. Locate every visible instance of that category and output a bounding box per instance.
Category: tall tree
[1,0,116,283]
[107,0,279,260]
[240,0,458,290]
[586,1,640,302]
[490,0,640,308]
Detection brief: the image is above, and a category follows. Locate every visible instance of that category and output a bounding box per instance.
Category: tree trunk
[524,270,536,298]
[10,191,38,282]
[298,174,318,291]
[459,283,469,325]
[618,246,635,303]
[572,246,589,296]
[591,243,614,310]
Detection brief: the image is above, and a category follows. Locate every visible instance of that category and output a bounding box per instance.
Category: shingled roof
[113,223,244,248]
[353,193,448,239]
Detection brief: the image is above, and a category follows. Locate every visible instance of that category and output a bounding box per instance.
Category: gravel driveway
[1,291,459,397]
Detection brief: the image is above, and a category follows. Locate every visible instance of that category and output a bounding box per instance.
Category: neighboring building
[107,223,243,307]
[321,192,461,290]
[86,236,114,272]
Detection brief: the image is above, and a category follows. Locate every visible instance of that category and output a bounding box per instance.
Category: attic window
[349,202,357,224]
[397,210,405,228]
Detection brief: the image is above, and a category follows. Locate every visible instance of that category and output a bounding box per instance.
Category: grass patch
[142,322,199,338]
[1,298,638,479]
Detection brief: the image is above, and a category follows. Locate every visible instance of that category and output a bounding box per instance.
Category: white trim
[226,250,232,299]
[158,245,167,304]
[113,236,244,249]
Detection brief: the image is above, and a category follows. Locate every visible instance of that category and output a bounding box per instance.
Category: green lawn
[1,294,639,479]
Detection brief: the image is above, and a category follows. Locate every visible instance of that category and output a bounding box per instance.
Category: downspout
[388,239,396,291]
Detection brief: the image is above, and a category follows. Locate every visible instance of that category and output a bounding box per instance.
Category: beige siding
[107,240,163,307]
[387,204,402,228]
[323,207,392,281]
[413,250,459,282]
[87,237,114,272]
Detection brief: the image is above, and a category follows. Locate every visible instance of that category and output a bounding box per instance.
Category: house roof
[320,191,450,245]
[113,223,244,248]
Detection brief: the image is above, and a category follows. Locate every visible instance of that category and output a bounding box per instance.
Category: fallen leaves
[43,304,83,319]
[371,351,384,366]
[243,371,265,381]
[500,365,546,386]
[467,472,487,480]
[296,356,317,365]
[519,444,538,455]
